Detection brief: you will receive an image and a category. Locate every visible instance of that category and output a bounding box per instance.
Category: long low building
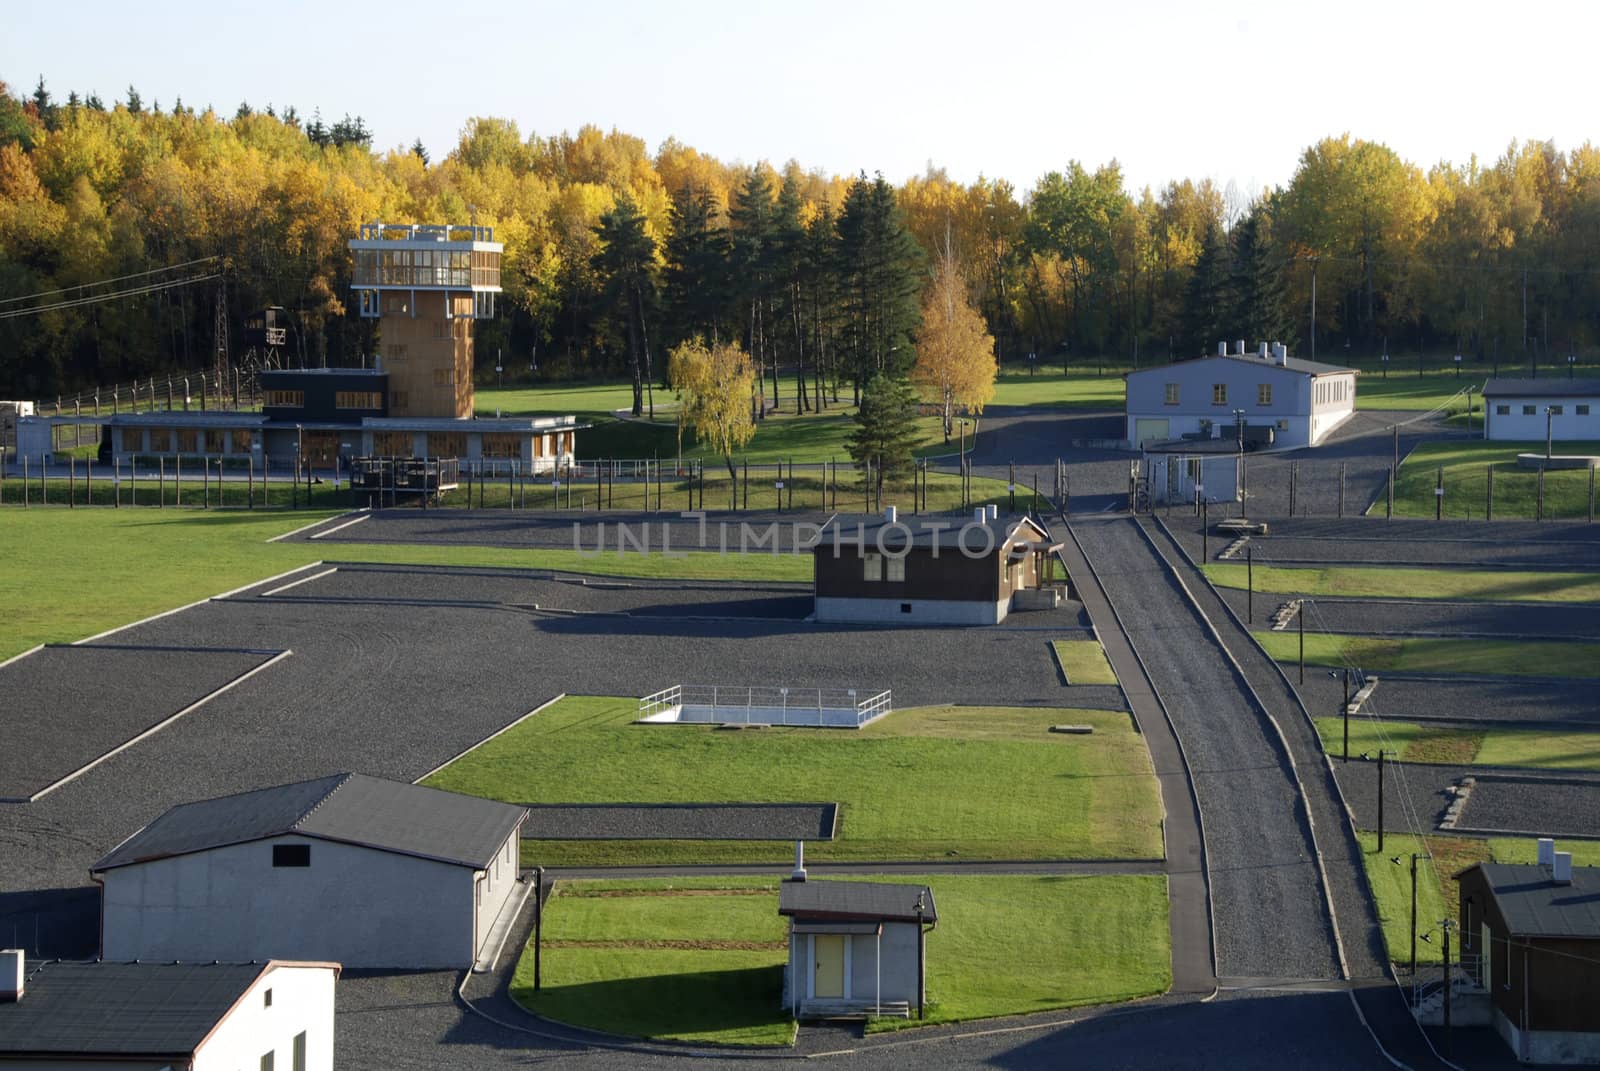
[1125,341,1358,449]
[17,367,580,471]
[1481,378,1600,441]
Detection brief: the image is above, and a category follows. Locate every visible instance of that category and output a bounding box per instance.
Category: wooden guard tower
[350,223,503,418]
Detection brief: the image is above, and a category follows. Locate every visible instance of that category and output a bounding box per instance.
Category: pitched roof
[1481,378,1600,398]
[92,773,527,872]
[779,879,937,923]
[0,960,266,1057]
[1128,353,1357,379]
[1462,863,1600,938]
[811,514,1054,552]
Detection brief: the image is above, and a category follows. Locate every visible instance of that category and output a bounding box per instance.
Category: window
[335,391,384,410]
[427,432,466,458]
[1549,405,1564,415]
[1523,405,1536,416]
[900,603,912,614]
[863,553,882,582]
[390,391,409,412]
[1212,384,1227,405]
[264,987,273,1008]
[1579,405,1591,416]
[272,844,310,868]
[482,434,522,459]
[432,368,455,387]
[885,557,905,582]
[265,390,304,408]
[1163,383,1179,405]
[1257,383,1272,406]
[261,1051,275,1071]
[205,429,224,454]
[384,343,408,361]
[1495,404,1510,415]
[293,1032,307,1071]
[148,427,172,452]
[232,429,253,454]
[175,428,198,454]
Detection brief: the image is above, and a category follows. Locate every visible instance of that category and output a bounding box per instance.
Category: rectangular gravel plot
[0,645,281,801]
[522,802,838,840]
[1453,774,1600,838]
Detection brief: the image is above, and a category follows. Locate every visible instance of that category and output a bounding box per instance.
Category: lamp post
[914,889,927,1020]
[1546,405,1555,461]
[1233,408,1246,517]
[1454,353,1462,378]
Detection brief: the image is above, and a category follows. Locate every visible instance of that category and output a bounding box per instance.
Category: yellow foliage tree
[912,255,996,440]
[667,337,756,480]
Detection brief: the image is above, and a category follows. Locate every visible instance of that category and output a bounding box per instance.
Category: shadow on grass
[512,963,792,1046]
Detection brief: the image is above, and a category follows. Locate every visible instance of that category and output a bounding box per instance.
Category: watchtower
[349,223,503,418]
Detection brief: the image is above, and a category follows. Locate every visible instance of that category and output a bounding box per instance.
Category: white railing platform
[638,685,892,729]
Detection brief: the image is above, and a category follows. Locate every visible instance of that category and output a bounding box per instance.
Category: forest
[2,75,1599,403]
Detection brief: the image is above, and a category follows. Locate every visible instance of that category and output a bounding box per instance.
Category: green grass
[1380,439,1600,521]
[1352,372,1482,413]
[1051,640,1118,685]
[1253,631,1600,679]
[988,369,1130,409]
[1206,563,1600,605]
[1313,717,1600,771]
[511,873,1170,1043]
[0,509,820,661]
[423,697,1164,866]
[1488,837,1600,866]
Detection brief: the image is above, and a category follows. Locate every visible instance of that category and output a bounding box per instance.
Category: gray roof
[0,961,266,1057]
[779,879,937,923]
[92,773,527,872]
[1130,353,1357,379]
[1468,863,1600,938]
[1482,378,1600,399]
[812,514,1054,552]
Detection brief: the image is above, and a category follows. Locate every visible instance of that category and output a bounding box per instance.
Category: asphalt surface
[1071,516,1342,981]
[0,644,276,801]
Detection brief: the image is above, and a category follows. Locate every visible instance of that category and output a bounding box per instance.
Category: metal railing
[638,685,893,728]
[1410,953,1484,1010]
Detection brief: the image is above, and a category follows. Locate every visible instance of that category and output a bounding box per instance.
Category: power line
[0,256,219,306]
[0,273,221,321]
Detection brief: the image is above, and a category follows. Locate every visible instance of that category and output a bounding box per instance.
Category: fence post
[1387,466,1394,519]
[22,454,27,507]
[1435,465,1443,521]
[1338,463,1346,518]
[85,458,91,505]
[249,455,255,509]
[68,456,75,508]
[742,459,749,511]
[1590,466,1596,524]
[1486,463,1494,522]
[159,456,165,508]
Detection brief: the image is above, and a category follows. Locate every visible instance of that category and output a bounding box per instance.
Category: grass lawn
[988,369,1130,409]
[1051,639,1118,685]
[1353,372,1482,413]
[1313,717,1600,771]
[1489,837,1600,866]
[0,509,816,661]
[1380,440,1600,521]
[511,873,1170,1044]
[1253,631,1600,679]
[1205,563,1600,605]
[423,697,1164,866]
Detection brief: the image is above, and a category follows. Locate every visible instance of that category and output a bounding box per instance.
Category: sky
[6,0,1598,199]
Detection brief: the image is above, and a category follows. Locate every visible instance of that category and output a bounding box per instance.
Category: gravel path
[0,645,277,801]
[1071,517,1342,981]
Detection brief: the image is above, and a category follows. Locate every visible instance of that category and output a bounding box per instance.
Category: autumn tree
[912,255,995,440]
[667,336,756,481]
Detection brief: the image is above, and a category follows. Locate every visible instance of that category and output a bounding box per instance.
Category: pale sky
[5,0,1596,199]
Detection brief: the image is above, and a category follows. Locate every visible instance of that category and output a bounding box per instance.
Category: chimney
[974,507,987,524]
[986,504,998,521]
[1538,837,1555,866]
[790,840,807,882]
[0,949,22,1002]
[1217,341,1227,357]
[1554,851,1573,885]
[1259,342,1270,359]
[1272,342,1288,365]
[884,505,897,524]
[1236,339,1246,356]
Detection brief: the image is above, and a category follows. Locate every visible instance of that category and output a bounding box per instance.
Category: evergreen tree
[836,173,924,396]
[306,109,328,147]
[804,203,843,409]
[85,91,104,111]
[771,172,811,412]
[1226,205,1292,345]
[592,193,658,417]
[411,138,429,166]
[125,84,141,113]
[847,373,921,496]
[729,167,777,415]
[1179,222,1228,357]
[662,185,729,349]
[31,76,57,130]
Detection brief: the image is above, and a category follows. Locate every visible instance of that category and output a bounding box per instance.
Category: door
[1481,922,1492,989]
[1134,418,1169,446]
[812,935,845,999]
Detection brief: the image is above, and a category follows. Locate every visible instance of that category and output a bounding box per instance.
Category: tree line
[3,74,1599,406]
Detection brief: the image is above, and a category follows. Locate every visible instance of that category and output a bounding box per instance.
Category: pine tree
[1179,222,1228,357]
[847,373,921,496]
[1226,205,1292,345]
[125,85,141,113]
[411,138,429,166]
[729,167,777,415]
[837,173,924,396]
[592,193,658,417]
[663,185,729,349]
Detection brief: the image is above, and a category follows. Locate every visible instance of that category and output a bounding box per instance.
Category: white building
[92,773,529,970]
[0,951,337,1070]
[1481,378,1600,442]
[1125,341,1358,450]
[779,877,936,1019]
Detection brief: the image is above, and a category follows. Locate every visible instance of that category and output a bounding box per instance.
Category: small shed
[1141,438,1243,506]
[1482,378,1600,442]
[1456,845,1600,1064]
[812,509,1063,625]
[92,773,530,970]
[778,876,936,1019]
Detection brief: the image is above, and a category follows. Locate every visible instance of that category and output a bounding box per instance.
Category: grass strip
[1253,631,1600,679]
[1205,563,1600,605]
[1314,717,1600,771]
[1051,639,1118,685]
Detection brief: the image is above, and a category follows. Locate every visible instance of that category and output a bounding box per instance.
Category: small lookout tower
[349,222,503,418]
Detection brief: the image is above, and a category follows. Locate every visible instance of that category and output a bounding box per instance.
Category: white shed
[778,878,936,1019]
[0,952,338,1070]
[1482,378,1600,442]
[91,773,529,970]
[1125,342,1357,450]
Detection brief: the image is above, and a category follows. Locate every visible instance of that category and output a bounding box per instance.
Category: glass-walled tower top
[350,222,503,319]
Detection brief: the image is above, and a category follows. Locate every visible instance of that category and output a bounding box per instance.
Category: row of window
[862,553,906,582]
[353,248,502,290]
[1495,403,1591,416]
[1314,379,1349,406]
[265,390,304,408]
[265,390,384,410]
[1168,383,1276,406]
[142,428,254,454]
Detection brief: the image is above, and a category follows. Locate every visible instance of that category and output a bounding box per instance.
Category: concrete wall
[194,964,337,1071]
[1145,453,1240,505]
[782,923,921,1008]
[1484,395,1599,441]
[814,596,1008,626]
[472,827,522,960]
[100,835,479,969]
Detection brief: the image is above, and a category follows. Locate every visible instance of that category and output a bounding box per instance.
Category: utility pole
[1376,748,1392,852]
[1342,667,1351,761]
[1246,546,1253,624]
[1410,853,1419,976]
[1298,599,1306,685]
[1310,256,1319,361]
[1441,917,1455,1055]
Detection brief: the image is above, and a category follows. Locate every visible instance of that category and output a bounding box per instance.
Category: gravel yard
[0,644,279,801]
[1450,772,1600,838]
[1180,516,1600,569]
[523,803,837,841]
[1213,589,1600,640]
[1296,673,1600,730]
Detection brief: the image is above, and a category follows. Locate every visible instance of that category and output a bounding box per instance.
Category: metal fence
[637,684,893,728]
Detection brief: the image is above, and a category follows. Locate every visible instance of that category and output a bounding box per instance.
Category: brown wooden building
[812,509,1062,625]
[1456,850,1600,1064]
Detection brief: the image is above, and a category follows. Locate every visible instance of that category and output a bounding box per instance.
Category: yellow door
[813,935,844,998]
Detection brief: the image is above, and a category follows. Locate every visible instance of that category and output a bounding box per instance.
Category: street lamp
[496,348,504,392]
[1233,408,1246,518]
